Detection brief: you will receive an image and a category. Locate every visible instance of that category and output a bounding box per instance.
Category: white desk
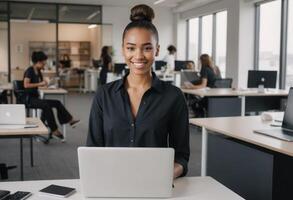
[182,88,288,116]
[190,113,293,200]
[0,118,48,180]
[39,88,68,140]
[0,177,243,200]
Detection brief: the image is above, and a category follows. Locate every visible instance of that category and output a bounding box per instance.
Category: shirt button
[130,139,134,142]
[131,123,134,127]
[143,101,146,105]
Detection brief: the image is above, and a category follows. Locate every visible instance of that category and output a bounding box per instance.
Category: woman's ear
[155,45,160,57]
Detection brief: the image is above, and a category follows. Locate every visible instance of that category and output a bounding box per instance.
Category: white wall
[178,0,256,88]
[102,6,175,63]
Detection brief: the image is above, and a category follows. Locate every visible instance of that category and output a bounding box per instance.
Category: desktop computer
[247,70,277,88]
[114,63,126,75]
[175,60,187,71]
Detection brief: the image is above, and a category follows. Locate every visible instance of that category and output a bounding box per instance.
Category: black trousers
[29,98,72,132]
[99,69,107,85]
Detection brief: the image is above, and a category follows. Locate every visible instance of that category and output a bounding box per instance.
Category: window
[186,11,227,77]
[258,1,281,74]
[201,15,213,56]
[286,0,293,88]
[187,18,199,63]
[215,11,227,78]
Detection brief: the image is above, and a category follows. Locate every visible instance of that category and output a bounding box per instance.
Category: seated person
[59,54,71,69]
[23,51,79,140]
[183,54,217,89]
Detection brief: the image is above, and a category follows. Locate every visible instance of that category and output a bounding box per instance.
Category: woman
[184,54,217,89]
[163,45,177,71]
[87,4,190,178]
[99,46,112,85]
[23,51,79,140]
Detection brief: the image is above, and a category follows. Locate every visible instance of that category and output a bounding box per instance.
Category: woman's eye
[144,46,153,51]
[127,47,135,51]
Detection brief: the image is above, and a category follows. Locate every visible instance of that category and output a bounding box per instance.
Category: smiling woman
[87,4,190,179]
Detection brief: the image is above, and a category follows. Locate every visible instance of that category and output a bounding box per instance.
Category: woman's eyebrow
[125,42,153,46]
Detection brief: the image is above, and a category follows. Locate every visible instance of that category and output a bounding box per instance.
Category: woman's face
[123,28,159,76]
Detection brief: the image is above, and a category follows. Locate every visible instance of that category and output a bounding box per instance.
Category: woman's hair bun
[130,4,155,23]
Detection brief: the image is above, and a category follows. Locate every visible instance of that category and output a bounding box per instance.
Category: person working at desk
[163,45,176,71]
[99,46,113,85]
[183,54,218,89]
[23,51,80,140]
[87,4,190,178]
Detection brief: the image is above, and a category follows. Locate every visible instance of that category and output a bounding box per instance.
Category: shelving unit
[29,41,91,68]
[58,41,91,67]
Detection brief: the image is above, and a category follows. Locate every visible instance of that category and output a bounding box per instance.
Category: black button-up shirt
[87,72,190,176]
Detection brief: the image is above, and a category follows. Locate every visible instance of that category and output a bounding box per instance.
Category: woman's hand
[39,80,48,87]
[173,163,183,179]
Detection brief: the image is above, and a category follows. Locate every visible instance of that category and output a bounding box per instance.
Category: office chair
[0,90,8,104]
[213,78,233,88]
[0,163,17,180]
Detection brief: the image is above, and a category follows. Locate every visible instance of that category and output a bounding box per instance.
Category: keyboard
[3,191,31,200]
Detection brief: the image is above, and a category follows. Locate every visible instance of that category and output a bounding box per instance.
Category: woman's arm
[23,77,47,88]
[86,88,105,146]
[168,89,190,178]
[189,78,207,89]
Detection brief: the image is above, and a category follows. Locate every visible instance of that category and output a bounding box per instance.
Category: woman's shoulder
[160,81,183,97]
[94,79,122,96]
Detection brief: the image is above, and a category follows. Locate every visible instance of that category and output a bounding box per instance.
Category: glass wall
[215,11,227,78]
[187,18,199,65]
[258,0,281,74]
[286,0,293,88]
[201,15,213,56]
[10,2,57,81]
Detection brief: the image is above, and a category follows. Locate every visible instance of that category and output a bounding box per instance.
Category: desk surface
[39,88,68,94]
[0,177,243,200]
[190,113,293,157]
[0,118,48,136]
[0,83,13,91]
[182,88,288,97]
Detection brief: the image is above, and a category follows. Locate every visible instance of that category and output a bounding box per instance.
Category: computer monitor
[155,61,167,70]
[175,60,187,71]
[247,70,277,88]
[114,63,126,75]
[92,59,101,69]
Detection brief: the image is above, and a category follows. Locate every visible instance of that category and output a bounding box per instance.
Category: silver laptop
[0,104,37,129]
[180,70,201,87]
[254,88,293,141]
[78,147,174,198]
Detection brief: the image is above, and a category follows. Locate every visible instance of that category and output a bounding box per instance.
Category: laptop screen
[282,88,293,130]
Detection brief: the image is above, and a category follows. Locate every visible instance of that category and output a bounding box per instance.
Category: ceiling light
[86,10,100,20]
[88,24,97,29]
[154,0,166,5]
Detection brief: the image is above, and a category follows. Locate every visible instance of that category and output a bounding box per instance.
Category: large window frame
[254,0,290,89]
[3,1,102,81]
[187,10,227,78]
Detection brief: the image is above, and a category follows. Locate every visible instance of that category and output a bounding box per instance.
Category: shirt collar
[115,71,163,93]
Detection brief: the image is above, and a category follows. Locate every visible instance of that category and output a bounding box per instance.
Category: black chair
[0,163,17,180]
[13,80,30,107]
[213,78,233,88]
[155,61,167,70]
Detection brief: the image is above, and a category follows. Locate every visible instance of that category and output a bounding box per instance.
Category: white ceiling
[12,0,187,8]
[12,0,219,11]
